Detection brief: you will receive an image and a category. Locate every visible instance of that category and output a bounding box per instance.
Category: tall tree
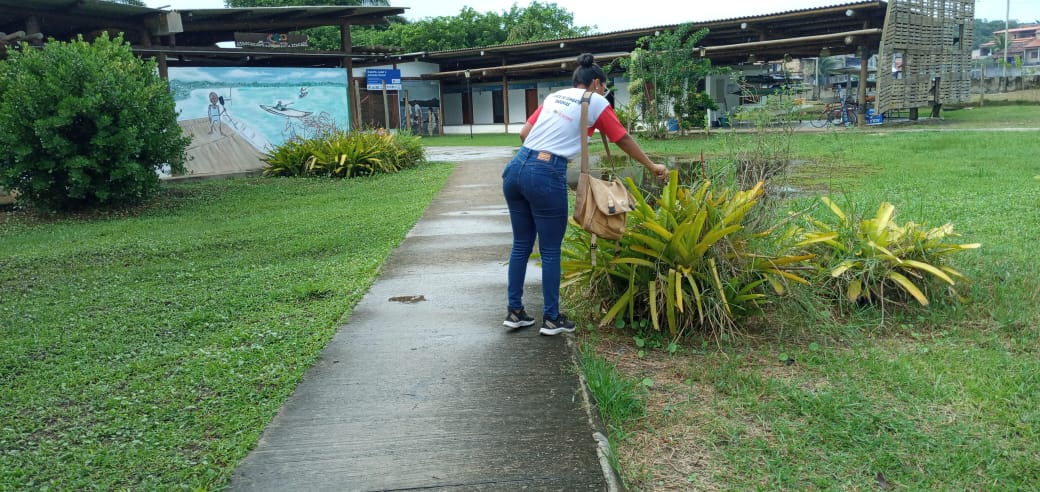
[615,23,714,137]
[990,32,1010,53]
[220,1,591,52]
[354,3,592,52]
[501,2,593,44]
[224,0,397,52]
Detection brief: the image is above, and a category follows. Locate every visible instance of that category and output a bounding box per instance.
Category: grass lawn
[0,165,454,489]
[583,109,1040,490]
[1,104,1037,490]
[923,103,1040,129]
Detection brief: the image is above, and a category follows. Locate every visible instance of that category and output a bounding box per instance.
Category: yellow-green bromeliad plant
[562,171,815,339]
[800,197,980,308]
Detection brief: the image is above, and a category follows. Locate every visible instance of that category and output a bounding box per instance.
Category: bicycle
[809,89,859,128]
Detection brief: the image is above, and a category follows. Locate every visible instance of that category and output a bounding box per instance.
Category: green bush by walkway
[0,33,188,212]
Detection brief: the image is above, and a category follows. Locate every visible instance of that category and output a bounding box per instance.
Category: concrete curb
[569,336,626,492]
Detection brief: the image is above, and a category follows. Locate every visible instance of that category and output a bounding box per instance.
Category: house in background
[977,24,1040,66]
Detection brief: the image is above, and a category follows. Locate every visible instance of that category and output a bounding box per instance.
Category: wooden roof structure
[1,0,893,72]
[1,0,975,114]
[410,0,975,116]
[413,1,890,80]
[0,0,405,67]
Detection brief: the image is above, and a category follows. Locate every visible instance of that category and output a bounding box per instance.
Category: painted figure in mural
[273,100,290,111]
[207,91,225,135]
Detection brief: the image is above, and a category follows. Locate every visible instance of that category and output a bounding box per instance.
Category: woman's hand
[613,135,669,182]
[648,163,669,182]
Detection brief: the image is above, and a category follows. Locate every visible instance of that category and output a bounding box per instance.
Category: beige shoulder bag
[572,91,635,263]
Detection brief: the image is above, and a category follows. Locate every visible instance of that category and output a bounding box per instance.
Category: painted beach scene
[168,67,350,177]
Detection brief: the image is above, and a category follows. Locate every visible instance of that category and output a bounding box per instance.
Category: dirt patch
[591,337,724,489]
[589,330,850,490]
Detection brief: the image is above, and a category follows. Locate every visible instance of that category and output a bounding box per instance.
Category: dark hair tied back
[572,52,605,87]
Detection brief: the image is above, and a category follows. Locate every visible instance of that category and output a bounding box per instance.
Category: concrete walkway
[228,152,616,491]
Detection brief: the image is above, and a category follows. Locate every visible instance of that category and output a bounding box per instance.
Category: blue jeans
[502,147,570,320]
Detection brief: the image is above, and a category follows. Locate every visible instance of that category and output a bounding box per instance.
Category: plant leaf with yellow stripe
[888,271,929,305]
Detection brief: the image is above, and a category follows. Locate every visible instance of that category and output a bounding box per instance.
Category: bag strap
[577,91,600,265]
[579,90,593,175]
[579,90,614,163]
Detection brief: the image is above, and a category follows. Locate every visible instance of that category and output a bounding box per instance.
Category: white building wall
[443,93,463,125]
[402,80,440,102]
[508,89,527,123]
[396,62,440,78]
[611,79,632,109]
[440,76,643,133]
[473,89,495,125]
[537,83,571,103]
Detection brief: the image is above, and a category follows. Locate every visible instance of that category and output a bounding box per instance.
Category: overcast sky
[144,0,1039,31]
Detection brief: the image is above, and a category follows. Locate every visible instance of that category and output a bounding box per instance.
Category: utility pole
[1003,0,1009,91]
[815,57,820,100]
[465,70,473,139]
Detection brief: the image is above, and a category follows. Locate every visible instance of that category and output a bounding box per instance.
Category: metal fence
[971,60,1040,79]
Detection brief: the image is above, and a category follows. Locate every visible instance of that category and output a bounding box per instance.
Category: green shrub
[308,131,385,177]
[259,137,321,177]
[674,90,718,131]
[0,33,188,211]
[799,196,980,309]
[262,129,426,178]
[562,172,814,339]
[612,102,640,133]
[386,131,427,170]
[615,23,712,139]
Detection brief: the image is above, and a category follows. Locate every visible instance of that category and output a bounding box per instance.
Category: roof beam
[421,51,631,79]
[133,46,389,59]
[702,28,882,55]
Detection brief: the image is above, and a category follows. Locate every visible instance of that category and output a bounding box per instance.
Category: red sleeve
[527,105,543,125]
[592,105,628,142]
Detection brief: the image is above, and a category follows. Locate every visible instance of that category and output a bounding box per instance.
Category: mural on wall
[167,67,350,176]
[167,67,349,176]
[170,66,350,149]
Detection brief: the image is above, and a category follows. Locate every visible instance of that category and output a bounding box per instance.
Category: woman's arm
[519,122,532,144]
[613,134,668,181]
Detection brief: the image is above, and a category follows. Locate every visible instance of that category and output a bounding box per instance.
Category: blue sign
[366,69,402,91]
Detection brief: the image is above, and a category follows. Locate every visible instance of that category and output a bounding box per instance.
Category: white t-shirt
[522,88,625,159]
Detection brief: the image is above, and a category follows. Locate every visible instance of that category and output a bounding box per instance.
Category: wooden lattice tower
[876,0,974,115]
